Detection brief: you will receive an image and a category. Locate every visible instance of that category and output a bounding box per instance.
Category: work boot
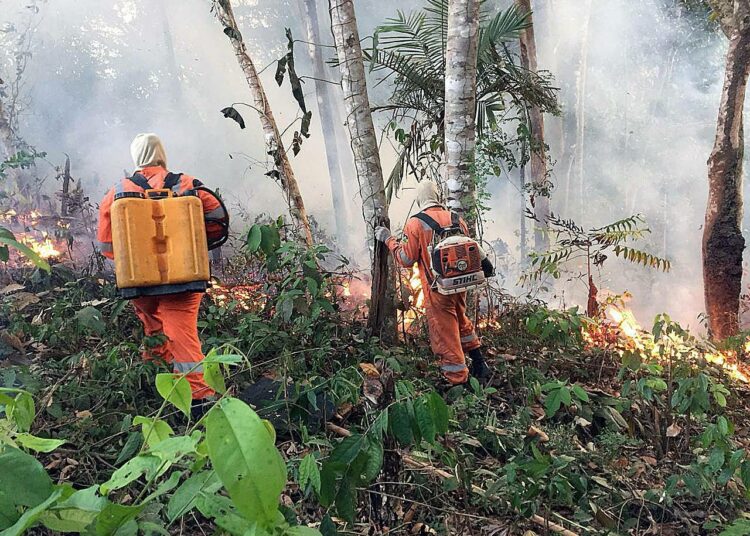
[468,348,491,380]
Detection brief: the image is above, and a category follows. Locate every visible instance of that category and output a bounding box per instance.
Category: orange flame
[586,304,750,383]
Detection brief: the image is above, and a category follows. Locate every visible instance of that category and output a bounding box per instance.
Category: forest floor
[2,249,750,536]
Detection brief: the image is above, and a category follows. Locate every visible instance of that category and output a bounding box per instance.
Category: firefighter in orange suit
[97,134,224,414]
[375,181,493,385]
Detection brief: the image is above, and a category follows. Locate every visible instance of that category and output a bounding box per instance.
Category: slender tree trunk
[0,97,15,160]
[213,0,314,247]
[328,0,396,339]
[300,0,350,245]
[574,0,592,222]
[444,0,481,231]
[516,0,550,251]
[519,160,527,264]
[702,1,750,340]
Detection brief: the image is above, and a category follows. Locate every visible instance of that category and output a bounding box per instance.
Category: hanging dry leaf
[666,423,682,437]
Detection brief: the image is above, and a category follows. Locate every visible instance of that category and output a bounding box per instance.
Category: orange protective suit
[386,205,480,384]
[97,165,219,400]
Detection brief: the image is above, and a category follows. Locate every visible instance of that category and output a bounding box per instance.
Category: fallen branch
[326,423,580,535]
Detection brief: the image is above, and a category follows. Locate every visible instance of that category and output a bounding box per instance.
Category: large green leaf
[0,448,54,508]
[38,486,107,533]
[155,373,192,418]
[1,488,62,536]
[195,493,251,535]
[205,398,286,527]
[0,232,50,272]
[298,454,320,494]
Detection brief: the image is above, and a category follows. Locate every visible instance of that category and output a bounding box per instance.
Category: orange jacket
[97,166,222,259]
[386,205,470,291]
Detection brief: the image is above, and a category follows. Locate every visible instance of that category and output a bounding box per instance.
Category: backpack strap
[413,212,443,234]
[450,211,460,228]
[128,173,152,191]
[164,172,183,195]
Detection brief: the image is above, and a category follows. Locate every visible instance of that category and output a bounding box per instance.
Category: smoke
[1,0,743,328]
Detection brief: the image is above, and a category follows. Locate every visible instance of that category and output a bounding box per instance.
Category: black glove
[481,258,495,278]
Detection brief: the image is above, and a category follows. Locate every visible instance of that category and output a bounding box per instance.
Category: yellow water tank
[111,189,210,298]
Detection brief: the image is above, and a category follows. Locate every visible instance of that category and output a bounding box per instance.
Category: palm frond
[478,4,531,60]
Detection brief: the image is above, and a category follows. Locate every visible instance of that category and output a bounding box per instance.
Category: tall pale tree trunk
[328,0,396,339]
[0,98,16,160]
[574,0,592,222]
[702,0,750,340]
[213,0,314,247]
[444,0,481,231]
[300,0,350,246]
[516,0,549,251]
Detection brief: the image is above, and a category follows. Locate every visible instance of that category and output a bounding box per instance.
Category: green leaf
[9,391,35,432]
[95,503,144,536]
[319,514,338,536]
[299,454,321,494]
[247,225,262,253]
[202,352,243,365]
[285,526,324,536]
[167,471,222,523]
[39,486,106,533]
[133,416,174,449]
[75,306,106,335]
[14,433,66,453]
[195,491,251,534]
[205,398,286,527]
[719,518,750,536]
[115,432,143,465]
[0,447,54,507]
[99,455,162,495]
[1,488,63,536]
[571,385,590,402]
[203,362,227,394]
[389,402,413,446]
[328,434,365,466]
[414,395,437,444]
[544,388,564,417]
[155,373,192,417]
[428,392,449,434]
[362,439,384,482]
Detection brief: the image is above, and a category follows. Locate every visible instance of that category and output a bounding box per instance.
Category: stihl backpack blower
[413,211,488,295]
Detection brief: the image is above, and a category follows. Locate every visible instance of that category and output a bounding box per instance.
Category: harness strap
[413,212,443,234]
[164,172,183,195]
[128,173,152,191]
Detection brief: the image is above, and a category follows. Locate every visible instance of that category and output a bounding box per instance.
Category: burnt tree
[703,0,750,339]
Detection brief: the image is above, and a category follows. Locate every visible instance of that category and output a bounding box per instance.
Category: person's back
[96,133,223,416]
[375,181,493,386]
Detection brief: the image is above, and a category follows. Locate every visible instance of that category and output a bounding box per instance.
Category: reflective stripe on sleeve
[205,207,226,219]
[441,364,468,373]
[460,334,478,344]
[173,362,203,374]
[398,250,415,266]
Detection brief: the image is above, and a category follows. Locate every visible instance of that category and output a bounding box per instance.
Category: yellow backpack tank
[111,189,210,299]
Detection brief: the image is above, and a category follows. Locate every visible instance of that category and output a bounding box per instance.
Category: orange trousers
[424,290,480,384]
[132,292,214,400]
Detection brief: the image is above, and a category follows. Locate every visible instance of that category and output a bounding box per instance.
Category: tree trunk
[702,3,750,340]
[0,97,15,160]
[328,0,396,339]
[573,0,592,222]
[444,0,481,231]
[213,0,314,247]
[516,0,550,251]
[300,0,350,246]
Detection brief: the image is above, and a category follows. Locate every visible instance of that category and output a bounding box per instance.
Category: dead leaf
[75,410,93,420]
[359,362,380,378]
[641,455,657,466]
[575,416,592,427]
[0,330,25,353]
[10,292,39,311]
[666,423,682,437]
[527,425,549,443]
[0,283,24,294]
